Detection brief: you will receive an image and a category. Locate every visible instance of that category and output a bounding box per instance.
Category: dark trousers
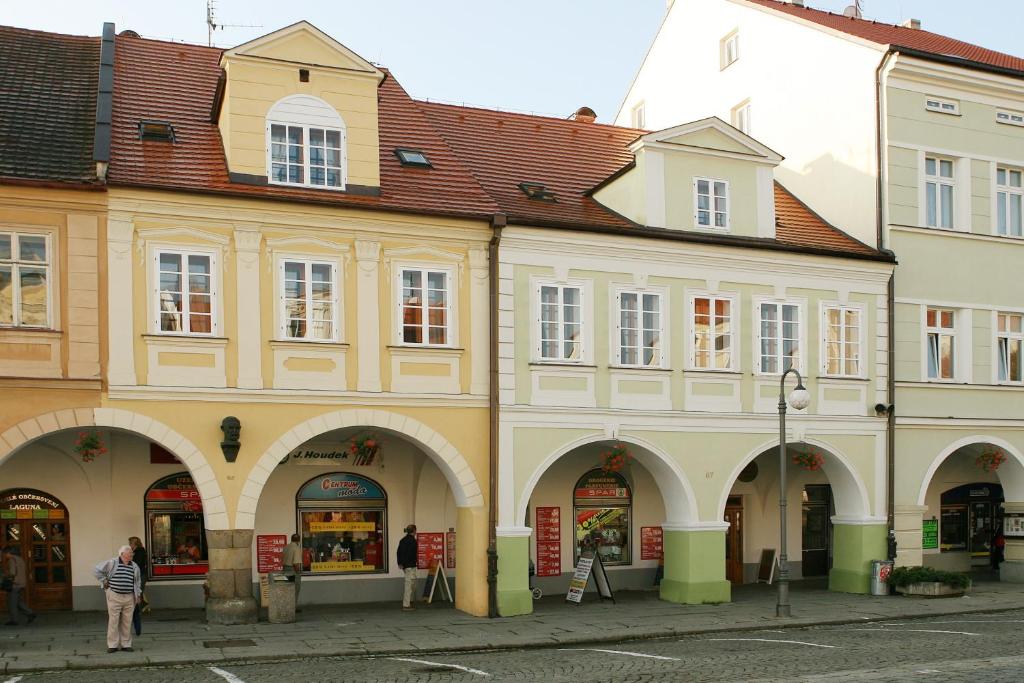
[132,580,146,635]
[7,585,34,623]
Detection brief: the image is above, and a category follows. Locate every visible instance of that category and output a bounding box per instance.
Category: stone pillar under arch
[495,526,533,617]
[205,529,257,625]
[1001,502,1024,583]
[828,519,887,594]
[894,504,927,567]
[660,523,731,604]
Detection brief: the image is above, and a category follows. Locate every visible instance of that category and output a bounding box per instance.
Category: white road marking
[927,619,1024,624]
[391,657,491,677]
[704,637,838,649]
[915,671,941,675]
[559,647,680,661]
[208,667,247,683]
[3,677,24,683]
[843,628,979,636]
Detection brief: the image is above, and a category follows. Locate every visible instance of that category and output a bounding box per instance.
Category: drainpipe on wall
[876,49,899,554]
[487,213,506,618]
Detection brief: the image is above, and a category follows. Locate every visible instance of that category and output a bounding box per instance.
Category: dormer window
[266,95,347,190]
[694,177,729,229]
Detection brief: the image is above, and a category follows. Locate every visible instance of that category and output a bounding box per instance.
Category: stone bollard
[206,529,258,625]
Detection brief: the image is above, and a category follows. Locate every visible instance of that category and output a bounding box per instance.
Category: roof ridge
[0,23,99,41]
[415,98,646,134]
[117,32,225,53]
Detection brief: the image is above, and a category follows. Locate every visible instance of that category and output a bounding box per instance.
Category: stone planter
[894,581,971,598]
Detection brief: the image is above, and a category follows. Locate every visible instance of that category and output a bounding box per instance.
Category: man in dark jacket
[3,546,36,626]
[397,525,418,611]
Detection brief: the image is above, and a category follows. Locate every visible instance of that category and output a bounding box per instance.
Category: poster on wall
[445,529,456,569]
[535,506,561,577]
[640,526,663,560]
[256,534,287,573]
[1005,513,1024,538]
[921,518,939,549]
[417,532,445,569]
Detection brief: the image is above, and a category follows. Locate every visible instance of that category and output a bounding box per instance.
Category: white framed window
[926,307,955,380]
[615,290,662,367]
[0,231,51,328]
[732,101,751,135]
[821,304,862,377]
[538,283,583,362]
[154,249,218,335]
[997,110,1024,127]
[997,312,1023,384]
[757,301,801,374]
[925,156,955,229]
[925,96,959,115]
[278,258,339,341]
[398,267,451,346]
[720,31,739,69]
[631,102,646,129]
[265,95,347,191]
[694,177,729,229]
[691,295,735,371]
[997,166,1023,237]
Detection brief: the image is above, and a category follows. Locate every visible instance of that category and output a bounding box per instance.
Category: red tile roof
[108,32,881,259]
[0,26,100,184]
[746,0,1024,73]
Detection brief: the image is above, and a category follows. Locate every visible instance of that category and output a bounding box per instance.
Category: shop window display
[939,483,1003,563]
[296,473,387,575]
[573,469,631,566]
[144,473,208,579]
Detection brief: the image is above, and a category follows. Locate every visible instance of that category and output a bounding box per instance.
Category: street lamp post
[777,367,810,618]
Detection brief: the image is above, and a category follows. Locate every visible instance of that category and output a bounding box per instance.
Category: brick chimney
[572,106,597,123]
[901,18,921,30]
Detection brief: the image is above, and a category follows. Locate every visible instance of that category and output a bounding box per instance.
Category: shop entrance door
[1,489,72,611]
[725,498,744,584]
[801,484,832,578]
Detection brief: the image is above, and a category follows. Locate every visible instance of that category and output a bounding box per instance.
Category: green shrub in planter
[890,566,971,589]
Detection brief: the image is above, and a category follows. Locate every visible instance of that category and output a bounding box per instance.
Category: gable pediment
[634,117,783,163]
[225,21,382,77]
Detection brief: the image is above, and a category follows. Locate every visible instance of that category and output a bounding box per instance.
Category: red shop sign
[417,532,445,570]
[535,506,561,577]
[640,526,663,561]
[256,534,287,574]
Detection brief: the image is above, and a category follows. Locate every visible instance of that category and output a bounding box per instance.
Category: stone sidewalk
[4,580,1024,674]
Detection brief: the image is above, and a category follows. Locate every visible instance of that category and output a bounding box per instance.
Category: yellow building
[1,22,495,622]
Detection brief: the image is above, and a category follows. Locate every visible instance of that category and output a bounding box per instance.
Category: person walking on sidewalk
[2,546,36,626]
[93,545,141,652]
[397,525,418,611]
[129,536,148,636]
[281,533,303,602]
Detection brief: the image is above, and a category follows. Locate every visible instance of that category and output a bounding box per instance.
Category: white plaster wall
[921,451,1000,572]
[0,430,198,599]
[617,0,882,244]
[526,444,666,576]
[251,431,458,584]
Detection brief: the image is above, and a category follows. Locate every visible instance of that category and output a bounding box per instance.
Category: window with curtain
[759,302,799,374]
[400,268,449,345]
[926,308,955,379]
[823,305,861,376]
[692,296,733,370]
[997,312,1023,383]
[0,231,50,328]
[156,250,214,335]
[925,156,955,229]
[539,284,582,362]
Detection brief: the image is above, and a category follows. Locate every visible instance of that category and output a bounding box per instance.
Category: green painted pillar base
[496,529,533,617]
[829,522,887,594]
[660,527,731,605]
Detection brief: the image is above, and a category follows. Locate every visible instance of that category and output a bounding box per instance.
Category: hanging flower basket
[349,433,382,466]
[792,450,824,472]
[976,449,1007,473]
[600,443,632,473]
[74,430,107,462]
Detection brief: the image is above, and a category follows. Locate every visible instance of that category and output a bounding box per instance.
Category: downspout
[487,213,506,618]
[876,49,899,557]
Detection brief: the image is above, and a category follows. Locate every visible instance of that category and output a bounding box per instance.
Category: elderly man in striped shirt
[93,545,142,653]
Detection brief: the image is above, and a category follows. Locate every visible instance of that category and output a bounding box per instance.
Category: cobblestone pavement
[8,611,1024,681]
[5,579,1024,676]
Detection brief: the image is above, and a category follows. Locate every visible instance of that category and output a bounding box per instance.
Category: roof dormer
[593,117,782,238]
[216,21,385,191]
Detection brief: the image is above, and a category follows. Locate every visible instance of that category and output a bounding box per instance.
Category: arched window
[573,469,631,566]
[266,95,347,190]
[295,472,387,575]
[144,473,208,579]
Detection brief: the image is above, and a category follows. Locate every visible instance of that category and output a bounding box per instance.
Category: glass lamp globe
[788,387,811,410]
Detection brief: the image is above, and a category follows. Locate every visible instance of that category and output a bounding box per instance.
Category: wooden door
[0,518,72,611]
[725,504,743,584]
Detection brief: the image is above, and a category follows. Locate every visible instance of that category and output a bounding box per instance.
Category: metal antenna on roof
[206,0,262,47]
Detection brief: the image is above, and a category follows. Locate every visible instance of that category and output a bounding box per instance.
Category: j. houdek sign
[284,447,373,466]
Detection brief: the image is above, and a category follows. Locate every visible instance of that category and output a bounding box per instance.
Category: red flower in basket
[601,443,632,473]
[349,433,382,466]
[792,450,824,472]
[74,430,107,463]
[976,449,1007,473]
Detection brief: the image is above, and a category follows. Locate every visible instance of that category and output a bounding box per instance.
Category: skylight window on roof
[139,120,175,142]
[395,148,432,167]
[519,182,557,202]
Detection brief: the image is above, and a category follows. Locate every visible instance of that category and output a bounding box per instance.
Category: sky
[3,1,1022,123]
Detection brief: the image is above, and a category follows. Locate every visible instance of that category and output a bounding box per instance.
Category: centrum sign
[297,473,385,501]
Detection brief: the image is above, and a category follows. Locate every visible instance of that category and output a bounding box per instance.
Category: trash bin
[870,560,894,596]
[267,572,296,623]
